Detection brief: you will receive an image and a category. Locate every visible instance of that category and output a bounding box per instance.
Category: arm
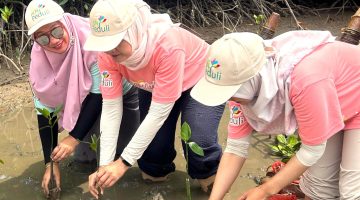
[210,135,251,200]
[240,141,327,200]
[259,156,308,195]
[52,62,103,162]
[91,101,174,193]
[210,153,246,200]
[121,101,174,165]
[99,97,123,166]
[69,93,102,141]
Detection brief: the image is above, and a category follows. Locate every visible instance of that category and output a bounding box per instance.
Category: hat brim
[84,31,126,52]
[28,15,63,35]
[191,76,242,106]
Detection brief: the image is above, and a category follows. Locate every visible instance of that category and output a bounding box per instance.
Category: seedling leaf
[181,122,191,142]
[36,107,50,119]
[276,134,287,144]
[53,105,63,116]
[188,142,204,157]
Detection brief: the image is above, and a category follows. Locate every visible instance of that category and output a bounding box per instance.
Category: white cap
[25,0,64,35]
[190,32,266,106]
[84,0,138,52]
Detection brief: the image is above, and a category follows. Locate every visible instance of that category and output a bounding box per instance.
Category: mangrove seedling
[180,122,204,200]
[79,133,102,199]
[269,134,301,163]
[37,105,62,200]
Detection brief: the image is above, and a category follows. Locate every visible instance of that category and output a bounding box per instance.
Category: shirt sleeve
[98,53,123,99]
[291,79,345,145]
[227,101,253,139]
[152,49,185,103]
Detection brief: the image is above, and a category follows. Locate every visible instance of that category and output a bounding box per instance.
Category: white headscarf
[234,30,336,135]
[121,0,176,70]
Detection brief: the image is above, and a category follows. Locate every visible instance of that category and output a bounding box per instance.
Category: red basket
[268,194,297,200]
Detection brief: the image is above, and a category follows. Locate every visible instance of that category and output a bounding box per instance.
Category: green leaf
[270,145,280,153]
[276,134,287,144]
[0,159,4,164]
[277,144,285,151]
[36,108,50,119]
[180,122,191,142]
[188,142,204,157]
[53,105,63,117]
[58,0,69,6]
[287,135,299,147]
[90,143,97,152]
[1,15,7,23]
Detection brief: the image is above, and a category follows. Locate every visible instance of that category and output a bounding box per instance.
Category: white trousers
[299,129,360,200]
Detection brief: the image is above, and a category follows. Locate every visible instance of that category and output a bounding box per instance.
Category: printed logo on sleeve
[101,71,113,87]
[230,105,245,126]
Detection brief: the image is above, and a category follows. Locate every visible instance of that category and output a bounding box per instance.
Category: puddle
[0,106,276,199]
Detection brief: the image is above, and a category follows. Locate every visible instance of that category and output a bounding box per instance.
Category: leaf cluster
[269,134,301,163]
[180,122,204,157]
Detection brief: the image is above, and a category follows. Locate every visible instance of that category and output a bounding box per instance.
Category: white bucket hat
[25,0,64,35]
[190,32,266,106]
[84,0,138,52]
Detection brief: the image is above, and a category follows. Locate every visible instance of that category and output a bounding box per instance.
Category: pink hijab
[29,13,97,131]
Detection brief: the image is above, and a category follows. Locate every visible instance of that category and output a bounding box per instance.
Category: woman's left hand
[238,186,271,200]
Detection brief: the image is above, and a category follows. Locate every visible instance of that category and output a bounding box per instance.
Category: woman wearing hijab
[25,0,139,196]
[190,31,360,200]
[84,0,225,198]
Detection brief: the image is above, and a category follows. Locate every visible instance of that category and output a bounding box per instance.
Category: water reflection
[0,106,275,199]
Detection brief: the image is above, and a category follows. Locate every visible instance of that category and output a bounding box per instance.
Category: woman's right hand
[51,135,80,162]
[42,162,61,197]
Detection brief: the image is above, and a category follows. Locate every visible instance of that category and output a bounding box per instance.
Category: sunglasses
[34,26,64,46]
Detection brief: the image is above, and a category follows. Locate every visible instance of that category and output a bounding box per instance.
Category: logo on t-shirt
[101,71,113,87]
[230,105,245,126]
[206,58,222,80]
[133,80,155,91]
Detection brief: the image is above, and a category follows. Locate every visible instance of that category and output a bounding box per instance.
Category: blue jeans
[137,88,225,179]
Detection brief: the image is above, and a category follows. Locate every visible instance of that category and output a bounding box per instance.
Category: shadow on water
[0,106,276,200]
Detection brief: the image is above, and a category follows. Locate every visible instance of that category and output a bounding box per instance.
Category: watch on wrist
[120,157,132,167]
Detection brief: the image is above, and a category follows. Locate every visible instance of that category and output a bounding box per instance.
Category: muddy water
[0,106,276,200]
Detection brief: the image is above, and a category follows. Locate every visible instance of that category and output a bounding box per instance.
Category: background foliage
[0,0,358,72]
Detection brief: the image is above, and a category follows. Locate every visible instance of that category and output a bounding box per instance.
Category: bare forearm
[209,152,246,200]
[261,156,308,195]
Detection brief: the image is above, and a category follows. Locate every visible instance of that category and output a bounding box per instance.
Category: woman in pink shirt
[191,31,360,200]
[84,0,225,197]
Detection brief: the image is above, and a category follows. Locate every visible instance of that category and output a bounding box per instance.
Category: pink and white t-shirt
[228,41,360,145]
[98,26,209,103]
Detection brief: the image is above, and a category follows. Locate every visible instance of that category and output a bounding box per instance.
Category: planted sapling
[79,133,102,199]
[180,122,204,200]
[269,134,301,163]
[36,105,62,200]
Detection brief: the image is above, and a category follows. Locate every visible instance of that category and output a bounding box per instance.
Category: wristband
[120,157,132,167]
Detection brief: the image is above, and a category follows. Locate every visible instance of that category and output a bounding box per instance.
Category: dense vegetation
[0,0,358,73]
